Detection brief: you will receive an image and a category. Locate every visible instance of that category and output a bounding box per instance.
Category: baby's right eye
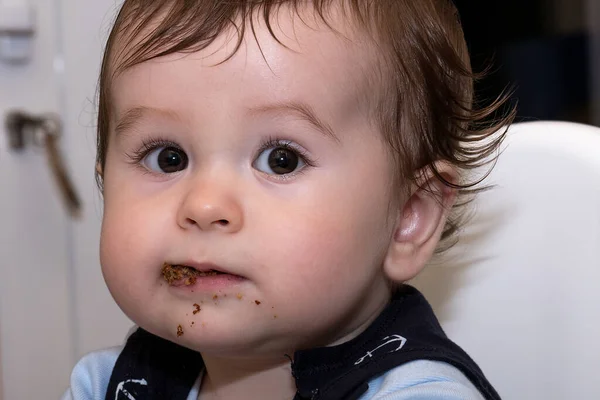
[142,146,189,173]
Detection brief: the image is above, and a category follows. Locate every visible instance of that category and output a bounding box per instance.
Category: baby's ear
[383,162,457,283]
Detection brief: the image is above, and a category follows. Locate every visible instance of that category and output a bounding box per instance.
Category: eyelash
[124,136,317,175]
[125,138,182,166]
[256,136,317,168]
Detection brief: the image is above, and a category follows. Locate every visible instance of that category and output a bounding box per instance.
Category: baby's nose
[176,180,243,233]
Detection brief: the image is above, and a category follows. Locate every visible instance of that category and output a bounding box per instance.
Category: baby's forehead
[109,3,383,124]
[112,4,380,80]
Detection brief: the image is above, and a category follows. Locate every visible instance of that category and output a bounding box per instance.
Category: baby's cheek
[275,218,376,290]
[100,221,131,300]
[100,208,152,291]
[100,223,159,328]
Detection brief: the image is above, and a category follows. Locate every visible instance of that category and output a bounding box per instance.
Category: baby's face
[101,9,400,357]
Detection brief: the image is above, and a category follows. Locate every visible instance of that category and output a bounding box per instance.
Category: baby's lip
[162,261,247,287]
[182,261,238,275]
[164,261,243,278]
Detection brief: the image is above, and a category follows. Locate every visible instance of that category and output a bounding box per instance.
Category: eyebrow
[247,101,340,143]
[114,106,181,136]
[115,102,340,142]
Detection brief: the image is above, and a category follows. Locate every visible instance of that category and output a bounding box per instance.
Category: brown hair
[96,0,515,248]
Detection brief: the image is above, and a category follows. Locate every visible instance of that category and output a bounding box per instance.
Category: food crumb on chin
[255,300,261,305]
[213,294,219,300]
[236,293,243,300]
[177,325,184,337]
[193,303,201,314]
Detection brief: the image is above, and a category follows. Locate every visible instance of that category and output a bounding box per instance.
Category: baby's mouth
[162,263,223,286]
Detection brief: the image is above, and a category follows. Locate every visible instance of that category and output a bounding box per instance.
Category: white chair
[411,121,600,400]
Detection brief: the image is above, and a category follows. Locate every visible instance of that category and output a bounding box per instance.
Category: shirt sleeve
[60,347,122,400]
[362,360,487,400]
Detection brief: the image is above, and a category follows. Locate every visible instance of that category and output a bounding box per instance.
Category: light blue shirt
[62,347,485,400]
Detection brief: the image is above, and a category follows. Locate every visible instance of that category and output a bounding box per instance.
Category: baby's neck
[199,355,296,400]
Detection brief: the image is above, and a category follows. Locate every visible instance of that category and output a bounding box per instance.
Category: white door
[0,0,131,399]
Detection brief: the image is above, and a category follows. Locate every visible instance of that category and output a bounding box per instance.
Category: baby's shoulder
[363,359,486,400]
[61,347,122,400]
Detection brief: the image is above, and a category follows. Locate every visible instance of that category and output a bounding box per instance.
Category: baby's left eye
[253,145,307,176]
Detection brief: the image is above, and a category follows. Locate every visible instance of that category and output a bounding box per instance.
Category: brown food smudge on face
[236,293,243,300]
[184,276,197,286]
[255,300,261,305]
[162,263,199,286]
[193,303,201,314]
[177,325,184,337]
[162,263,219,286]
[213,294,219,300]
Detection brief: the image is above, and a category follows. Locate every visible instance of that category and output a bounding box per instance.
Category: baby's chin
[132,311,296,358]
[173,327,298,361]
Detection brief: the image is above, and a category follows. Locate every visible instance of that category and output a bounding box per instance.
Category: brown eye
[268,148,299,174]
[143,146,188,173]
[254,145,306,175]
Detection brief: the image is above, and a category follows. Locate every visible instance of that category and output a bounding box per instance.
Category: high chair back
[411,121,600,399]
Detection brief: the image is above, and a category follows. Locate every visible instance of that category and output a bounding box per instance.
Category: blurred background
[454,0,600,125]
[0,0,599,399]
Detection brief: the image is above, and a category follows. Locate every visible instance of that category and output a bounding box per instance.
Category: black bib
[105,285,501,400]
